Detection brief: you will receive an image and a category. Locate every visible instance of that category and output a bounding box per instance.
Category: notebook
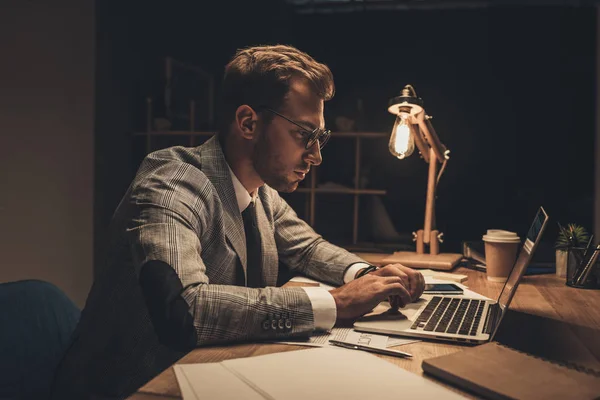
[354,206,549,344]
[173,347,469,400]
[422,341,600,400]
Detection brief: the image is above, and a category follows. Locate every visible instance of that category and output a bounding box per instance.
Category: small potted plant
[555,223,590,278]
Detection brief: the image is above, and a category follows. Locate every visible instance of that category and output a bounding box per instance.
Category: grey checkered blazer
[52,135,365,399]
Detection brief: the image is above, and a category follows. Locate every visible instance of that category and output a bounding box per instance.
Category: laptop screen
[497,207,549,312]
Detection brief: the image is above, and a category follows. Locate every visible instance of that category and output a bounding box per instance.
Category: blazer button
[271,320,277,330]
[278,319,284,330]
[285,319,292,329]
[262,321,270,330]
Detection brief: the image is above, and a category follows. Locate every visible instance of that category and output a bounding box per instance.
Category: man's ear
[234,105,258,140]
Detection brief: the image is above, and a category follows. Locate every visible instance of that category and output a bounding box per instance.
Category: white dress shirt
[226,166,369,331]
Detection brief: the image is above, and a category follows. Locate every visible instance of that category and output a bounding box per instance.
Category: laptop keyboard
[410,296,486,336]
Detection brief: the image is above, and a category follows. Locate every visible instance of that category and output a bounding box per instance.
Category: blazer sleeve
[127,158,315,347]
[266,186,367,287]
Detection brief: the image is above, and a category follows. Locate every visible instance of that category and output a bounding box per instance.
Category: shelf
[296,188,386,195]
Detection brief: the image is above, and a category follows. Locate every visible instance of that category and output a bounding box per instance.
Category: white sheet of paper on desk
[173,365,196,400]
[386,336,420,347]
[174,363,264,400]
[174,347,469,400]
[276,326,418,349]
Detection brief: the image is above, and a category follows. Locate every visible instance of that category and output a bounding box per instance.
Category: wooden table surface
[130,263,600,399]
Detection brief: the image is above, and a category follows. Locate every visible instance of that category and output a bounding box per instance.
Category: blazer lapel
[199,136,248,277]
[255,194,278,287]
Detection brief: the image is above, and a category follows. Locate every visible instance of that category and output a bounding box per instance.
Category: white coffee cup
[482,230,520,282]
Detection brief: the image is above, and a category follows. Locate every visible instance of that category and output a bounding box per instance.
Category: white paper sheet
[175,363,264,400]
[175,348,470,400]
[276,326,418,349]
[173,365,196,400]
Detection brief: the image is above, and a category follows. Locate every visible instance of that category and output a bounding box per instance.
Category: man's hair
[217,44,334,137]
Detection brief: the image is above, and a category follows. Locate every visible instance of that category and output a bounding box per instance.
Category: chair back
[0,280,80,400]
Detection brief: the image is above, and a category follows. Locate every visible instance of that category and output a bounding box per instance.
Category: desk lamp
[382,84,462,270]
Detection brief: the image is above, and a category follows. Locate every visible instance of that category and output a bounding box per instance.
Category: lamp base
[381,251,462,271]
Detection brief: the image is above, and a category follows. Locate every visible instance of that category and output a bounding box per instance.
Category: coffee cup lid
[482,229,520,243]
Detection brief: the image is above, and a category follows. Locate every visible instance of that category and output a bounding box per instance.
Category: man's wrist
[344,262,371,283]
[354,265,379,280]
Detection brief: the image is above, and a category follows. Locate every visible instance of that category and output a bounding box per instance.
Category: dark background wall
[0,0,94,307]
[95,1,596,271]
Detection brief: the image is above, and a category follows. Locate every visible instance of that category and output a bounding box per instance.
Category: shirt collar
[227,164,257,212]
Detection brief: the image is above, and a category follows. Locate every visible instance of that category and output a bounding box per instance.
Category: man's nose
[304,143,322,166]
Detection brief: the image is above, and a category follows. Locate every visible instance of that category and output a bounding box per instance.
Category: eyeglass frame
[259,107,331,150]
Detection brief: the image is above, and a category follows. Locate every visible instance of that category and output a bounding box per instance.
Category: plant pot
[555,249,568,278]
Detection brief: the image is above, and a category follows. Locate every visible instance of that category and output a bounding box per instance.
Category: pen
[576,245,600,286]
[329,340,413,359]
[573,234,595,281]
[583,235,595,259]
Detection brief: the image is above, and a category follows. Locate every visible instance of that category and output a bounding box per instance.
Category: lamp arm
[423,147,439,244]
[437,158,449,184]
[408,122,430,163]
[418,116,447,164]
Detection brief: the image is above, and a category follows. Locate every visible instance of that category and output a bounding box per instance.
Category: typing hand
[329,273,411,322]
[371,264,425,310]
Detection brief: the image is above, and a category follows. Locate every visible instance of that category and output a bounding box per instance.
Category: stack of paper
[174,348,469,400]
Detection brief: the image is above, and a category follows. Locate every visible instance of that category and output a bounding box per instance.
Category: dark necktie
[242,202,263,288]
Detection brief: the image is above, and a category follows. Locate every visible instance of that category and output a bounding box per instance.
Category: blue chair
[0,280,80,400]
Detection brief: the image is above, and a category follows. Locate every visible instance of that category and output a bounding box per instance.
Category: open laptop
[354,206,549,344]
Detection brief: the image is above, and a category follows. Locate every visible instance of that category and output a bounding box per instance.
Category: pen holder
[565,247,600,289]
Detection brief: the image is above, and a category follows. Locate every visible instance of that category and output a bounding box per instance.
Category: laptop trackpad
[354,299,426,333]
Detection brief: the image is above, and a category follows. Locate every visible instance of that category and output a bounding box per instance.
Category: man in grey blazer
[52,44,424,399]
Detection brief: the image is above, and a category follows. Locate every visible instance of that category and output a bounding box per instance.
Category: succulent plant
[555,223,590,250]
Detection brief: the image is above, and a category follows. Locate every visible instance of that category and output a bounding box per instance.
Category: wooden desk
[130,266,600,400]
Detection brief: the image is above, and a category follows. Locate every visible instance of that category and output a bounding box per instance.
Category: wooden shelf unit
[302,132,388,245]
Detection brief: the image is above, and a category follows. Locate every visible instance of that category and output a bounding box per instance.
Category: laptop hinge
[483,304,499,335]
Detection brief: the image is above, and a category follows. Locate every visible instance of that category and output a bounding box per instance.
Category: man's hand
[329,274,411,321]
[371,264,425,303]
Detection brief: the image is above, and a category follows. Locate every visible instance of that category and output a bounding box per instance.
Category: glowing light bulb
[388,114,415,159]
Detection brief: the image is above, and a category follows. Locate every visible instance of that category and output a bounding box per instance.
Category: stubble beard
[252,132,299,193]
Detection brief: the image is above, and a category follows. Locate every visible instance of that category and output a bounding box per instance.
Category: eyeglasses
[261,107,331,150]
